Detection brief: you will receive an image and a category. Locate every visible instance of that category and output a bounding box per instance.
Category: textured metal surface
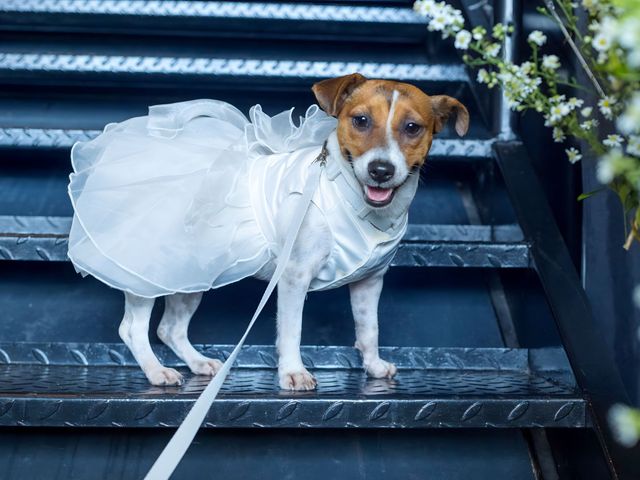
[0,215,530,267]
[0,53,468,82]
[0,343,585,428]
[0,1,426,24]
[0,128,493,157]
[0,342,564,370]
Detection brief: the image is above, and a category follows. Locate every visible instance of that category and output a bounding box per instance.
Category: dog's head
[312,73,469,208]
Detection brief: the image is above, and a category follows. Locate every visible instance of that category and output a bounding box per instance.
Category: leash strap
[144,154,325,480]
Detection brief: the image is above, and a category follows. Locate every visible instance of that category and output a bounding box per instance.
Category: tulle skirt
[68,99,337,298]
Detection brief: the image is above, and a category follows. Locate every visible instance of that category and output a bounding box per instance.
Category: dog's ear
[430,95,469,137]
[312,73,367,117]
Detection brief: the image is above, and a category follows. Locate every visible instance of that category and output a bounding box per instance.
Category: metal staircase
[0,1,637,478]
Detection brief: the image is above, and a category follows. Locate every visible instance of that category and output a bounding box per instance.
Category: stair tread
[0,1,431,43]
[0,127,493,156]
[0,343,586,428]
[0,215,529,267]
[0,51,465,81]
[0,0,425,25]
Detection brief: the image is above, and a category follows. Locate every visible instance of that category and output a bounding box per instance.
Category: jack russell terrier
[67,73,469,390]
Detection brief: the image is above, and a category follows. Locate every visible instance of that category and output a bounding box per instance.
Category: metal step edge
[0,343,559,371]
[0,217,524,242]
[0,395,587,429]
[0,344,587,429]
[0,127,493,157]
[0,53,467,83]
[0,218,530,268]
[0,1,426,26]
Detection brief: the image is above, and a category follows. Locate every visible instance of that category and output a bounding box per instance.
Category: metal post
[493,0,520,140]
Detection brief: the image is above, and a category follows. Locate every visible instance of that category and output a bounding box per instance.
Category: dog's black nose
[368,161,395,183]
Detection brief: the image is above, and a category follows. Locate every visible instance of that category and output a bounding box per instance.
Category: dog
[107,73,468,390]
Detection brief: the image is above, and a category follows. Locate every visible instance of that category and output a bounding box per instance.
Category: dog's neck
[324,131,418,232]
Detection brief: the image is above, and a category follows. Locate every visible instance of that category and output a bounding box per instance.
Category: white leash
[144,147,327,480]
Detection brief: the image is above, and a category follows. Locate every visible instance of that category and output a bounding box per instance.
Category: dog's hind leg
[157,292,223,376]
[120,292,184,386]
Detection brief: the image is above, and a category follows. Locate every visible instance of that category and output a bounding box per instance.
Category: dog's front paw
[365,358,397,379]
[146,366,184,386]
[189,358,223,376]
[279,369,317,391]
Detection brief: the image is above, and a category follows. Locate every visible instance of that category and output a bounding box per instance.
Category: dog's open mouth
[364,185,395,207]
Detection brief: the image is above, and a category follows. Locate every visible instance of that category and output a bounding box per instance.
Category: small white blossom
[580,120,597,130]
[477,68,490,84]
[603,134,624,148]
[528,30,547,47]
[609,404,640,448]
[485,43,501,58]
[581,106,593,117]
[567,97,584,109]
[597,157,615,183]
[618,93,640,135]
[542,54,560,70]
[592,33,611,52]
[552,127,566,143]
[628,136,640,157]
[566,147,582,164]
[454,29,472,50]
[598,96,616,120]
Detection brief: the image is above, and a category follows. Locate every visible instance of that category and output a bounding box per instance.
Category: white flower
[618,93,640,135]
[542,55,560,70]
[608,404,640,448]
[485,43,501,58]
[566,147,582,164]
[552,127,566,143]
[597,157,615,183]
[598,96,616,120]
[413,0,437,15]
[580,120,597,130]
[454,29,472,50]
[520,61,534,75]
[581,106,593,117]
[528,30,547,47]
[567,97,584,109]
[477,68,490,84]
[603,134,624,148]
[628,136,640,157]
[592,33,611,52]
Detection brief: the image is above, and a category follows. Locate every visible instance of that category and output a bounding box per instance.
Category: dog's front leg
[350,270,397,379]
[275,203,329,391]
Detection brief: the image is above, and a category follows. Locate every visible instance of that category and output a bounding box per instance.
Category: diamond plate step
[0,1,430,42]
[0,127,494,158]
[0,216,529,267]
[0,343,586,428]
[0,52,467,87]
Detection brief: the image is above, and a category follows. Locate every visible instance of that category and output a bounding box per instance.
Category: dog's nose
[368,161,395,183]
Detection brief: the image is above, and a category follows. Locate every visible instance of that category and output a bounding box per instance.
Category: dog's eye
[404,122,423,136]
[352,115,370,131]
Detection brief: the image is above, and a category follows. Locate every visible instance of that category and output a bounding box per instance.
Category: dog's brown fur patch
[312,75,469,169]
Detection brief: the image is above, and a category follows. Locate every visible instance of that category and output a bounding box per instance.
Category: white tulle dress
[68,99,408,298]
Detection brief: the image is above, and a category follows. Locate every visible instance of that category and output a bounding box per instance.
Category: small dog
[94,74,468,390]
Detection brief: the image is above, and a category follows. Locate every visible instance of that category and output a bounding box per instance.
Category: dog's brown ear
[430,95,469,137]
[312,73,367,117]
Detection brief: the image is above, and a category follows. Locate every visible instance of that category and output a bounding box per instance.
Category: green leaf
[578,188,606,201]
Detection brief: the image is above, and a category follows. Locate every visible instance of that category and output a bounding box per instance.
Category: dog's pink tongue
[366,186,393,203]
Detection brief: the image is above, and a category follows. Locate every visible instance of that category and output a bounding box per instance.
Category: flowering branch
[414,0,640,248]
